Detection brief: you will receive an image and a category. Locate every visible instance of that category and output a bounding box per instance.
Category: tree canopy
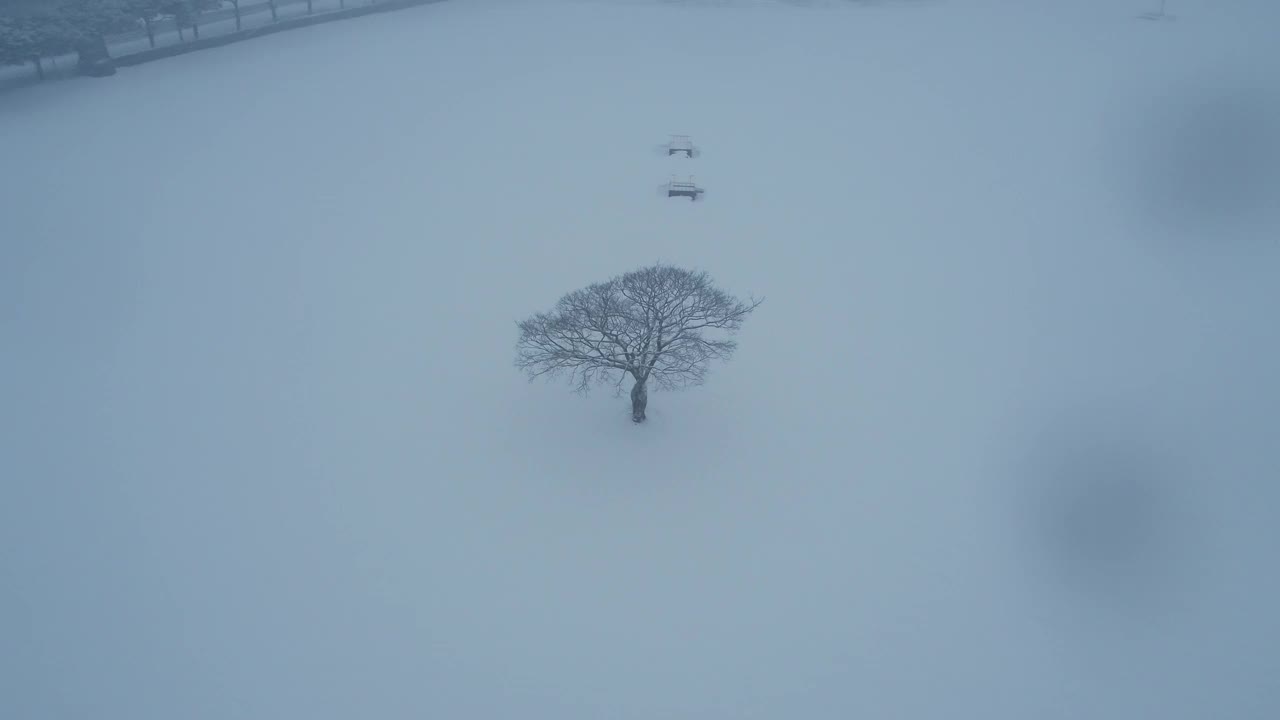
[517,264,760,423]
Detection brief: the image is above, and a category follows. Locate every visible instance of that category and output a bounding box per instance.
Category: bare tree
[517,264,760,423]
[163,1,216,41]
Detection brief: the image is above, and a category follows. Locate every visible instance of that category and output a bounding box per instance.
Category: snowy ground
[2,1,1278,718]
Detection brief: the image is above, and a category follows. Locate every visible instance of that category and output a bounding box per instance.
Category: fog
[2,1,1278,718]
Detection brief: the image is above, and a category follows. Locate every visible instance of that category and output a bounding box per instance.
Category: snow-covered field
[2,1,1278,718]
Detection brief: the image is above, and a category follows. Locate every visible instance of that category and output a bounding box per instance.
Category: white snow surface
[2,1,1278,718]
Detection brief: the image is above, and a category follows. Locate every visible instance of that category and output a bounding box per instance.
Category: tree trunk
[146,20,155,48]
[32,57,44,81]
[270,2,278,22]
[193,23,200,40]
[178,26,185,42]
[307,0,314,13]
[76,35,117,77]
[234,5,242,31]
[630,376,648,423]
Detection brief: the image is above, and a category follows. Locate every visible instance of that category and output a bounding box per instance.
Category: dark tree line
[1,0,345,80]
[1,1,209,76]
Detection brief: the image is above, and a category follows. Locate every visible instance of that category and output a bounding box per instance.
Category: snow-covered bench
[667,134,698,158]
[667,177,705,201]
